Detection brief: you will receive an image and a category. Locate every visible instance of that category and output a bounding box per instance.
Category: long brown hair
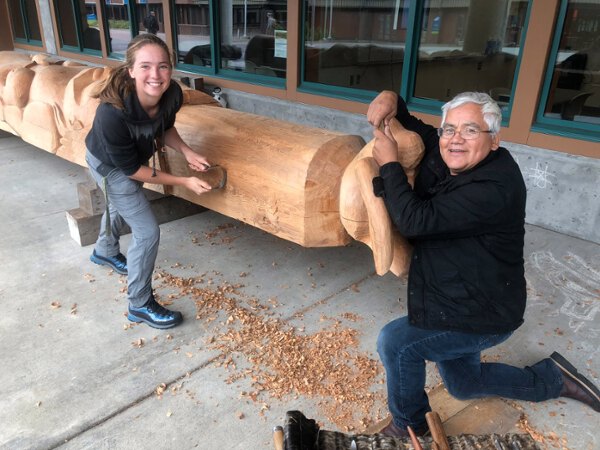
[93,34,173,110]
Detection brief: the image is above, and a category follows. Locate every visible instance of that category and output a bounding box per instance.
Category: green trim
[297,81,378,104]
[61,44,82,53]
[533,0,600,140]
[176,62,215,76]
[210,0,219,72]
[12,37,43,47]
[532,122,600,143]
[299,0,307,85]
[502,1,533,126]
[127,1,139,37]
[20,0,32,41]
[401,0,421,101]
[536,0,568,121]
[72,0,85,50]
[218,69,287,89]
[10,0,43,49]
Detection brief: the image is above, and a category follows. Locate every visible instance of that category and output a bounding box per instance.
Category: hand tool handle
[273,425,284,450]
[407,426,424,450]
[425,412,450,450]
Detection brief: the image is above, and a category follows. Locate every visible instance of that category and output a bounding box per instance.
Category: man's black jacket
[378,97,527,334]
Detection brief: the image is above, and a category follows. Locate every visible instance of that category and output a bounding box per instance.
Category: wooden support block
[428,384,522,435]
[77,181,105,216]
[428,385,474,422]
[66,191,206,246]
[441,397,522,436]
[364,384,522,437]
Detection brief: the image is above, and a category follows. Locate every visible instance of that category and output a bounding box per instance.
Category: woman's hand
[367,90,398,128]
[163,127,211,172]
[372,125,398,167]
[184,176,212,195]
[184,149,210,172]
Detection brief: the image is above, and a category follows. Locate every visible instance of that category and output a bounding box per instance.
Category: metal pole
[243,0,247,38]
[327,0,333,39]
[310,0,315,42]
[393,0,401,31]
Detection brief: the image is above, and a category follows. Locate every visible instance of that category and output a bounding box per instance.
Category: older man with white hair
[367,91,600,438]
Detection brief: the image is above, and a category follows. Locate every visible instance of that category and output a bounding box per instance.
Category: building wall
[224,89,600,244]
[3,0,599,243]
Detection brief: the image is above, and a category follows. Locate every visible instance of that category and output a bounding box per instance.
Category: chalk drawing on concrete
[527,251,600,336]
[522,162,556,189]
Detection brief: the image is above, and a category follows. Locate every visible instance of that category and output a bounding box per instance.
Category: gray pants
[86,151,159,308]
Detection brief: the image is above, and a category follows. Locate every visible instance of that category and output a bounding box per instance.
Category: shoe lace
[147,299,173,317]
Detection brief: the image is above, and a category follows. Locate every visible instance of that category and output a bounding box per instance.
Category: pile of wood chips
[516,413,569,449]
[154,269,388,431]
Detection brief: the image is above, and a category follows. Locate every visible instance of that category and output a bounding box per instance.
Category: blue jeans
[377,316,564,431]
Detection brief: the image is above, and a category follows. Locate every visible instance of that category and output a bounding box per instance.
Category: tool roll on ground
[279,410,541,450]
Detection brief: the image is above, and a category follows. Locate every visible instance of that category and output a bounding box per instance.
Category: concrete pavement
[1,131,598,449]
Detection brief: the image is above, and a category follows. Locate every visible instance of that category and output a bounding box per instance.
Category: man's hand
[367,90,398,129]
[372,125,398,167]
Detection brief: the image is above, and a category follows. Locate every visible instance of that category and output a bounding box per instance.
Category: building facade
[2,0,599,242]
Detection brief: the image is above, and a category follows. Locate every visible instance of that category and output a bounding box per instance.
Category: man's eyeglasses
[437,126,493,140]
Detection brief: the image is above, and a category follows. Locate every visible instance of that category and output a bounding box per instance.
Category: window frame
[172,0,287,89]
[407,1,532,128]
[100,0,139,61]
[8,0,43,47]
[298,0,416,103]
[532,0,600,143]
[297,0,532,127]
[54,0,103,55]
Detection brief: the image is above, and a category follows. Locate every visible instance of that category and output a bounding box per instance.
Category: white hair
[441,92,502,135]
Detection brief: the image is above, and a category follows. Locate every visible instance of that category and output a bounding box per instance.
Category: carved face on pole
[128,44,172,109]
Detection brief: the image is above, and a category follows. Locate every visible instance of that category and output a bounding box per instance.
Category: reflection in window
[138,5,165,39]
[174,0,213,68]
[218,0,287,77]
[414,0,528,107]
[55,0,101,52]
[176,0,287,78]
[104,0,133,58]
[7,0,42,44]
[303,1,408,92]
[543,1,600,124]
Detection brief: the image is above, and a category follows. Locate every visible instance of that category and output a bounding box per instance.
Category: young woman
[86,34,212,329]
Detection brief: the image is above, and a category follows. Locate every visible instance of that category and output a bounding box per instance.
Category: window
[7,0,42,46]
[538,0,600,132]
[217,0,287,79]
[174,0,213,68]
[103,0,136,58]
[300,1,529,114]
[54,0,101,53]
[139,4,165,38]
[412,0,529,112]
[175,0,287,82]
[303,1,409,93]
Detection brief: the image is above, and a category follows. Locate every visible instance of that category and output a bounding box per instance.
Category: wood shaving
[517,413,569,449]
[156,270,387,432]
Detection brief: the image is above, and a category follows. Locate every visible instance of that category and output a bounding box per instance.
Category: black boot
[550,351,600,412]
